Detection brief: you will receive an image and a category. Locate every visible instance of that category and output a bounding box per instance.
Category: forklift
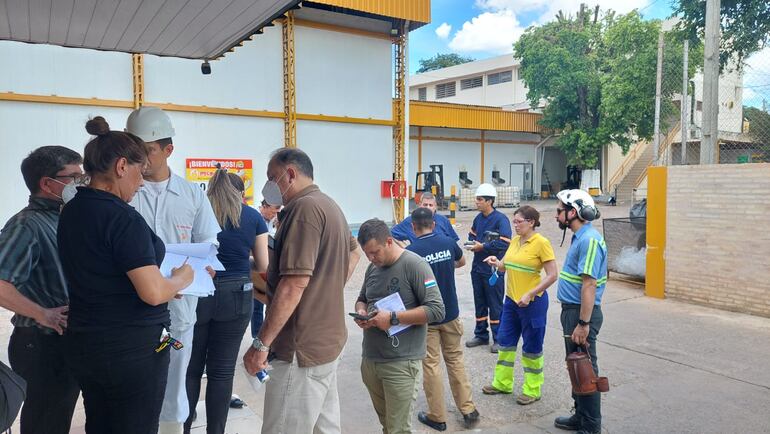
[414,164,445,208]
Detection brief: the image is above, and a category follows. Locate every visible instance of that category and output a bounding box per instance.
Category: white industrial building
[0,0,430,225]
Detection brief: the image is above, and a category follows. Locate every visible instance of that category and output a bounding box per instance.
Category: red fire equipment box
[381,180,406,198]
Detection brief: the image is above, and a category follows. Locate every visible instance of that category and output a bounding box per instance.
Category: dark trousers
[8,327,79,434]
[250,300,264,339]
[561,304,604,432]
[184,276,252,434]
[64,325,169,434]
[471,271,504,342]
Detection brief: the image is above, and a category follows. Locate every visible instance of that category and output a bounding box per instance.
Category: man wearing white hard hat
[126,107,221,434]
[553,189,607,434]
[464,183,512,353]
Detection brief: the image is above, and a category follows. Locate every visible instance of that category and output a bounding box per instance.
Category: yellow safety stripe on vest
[559,271,582,284]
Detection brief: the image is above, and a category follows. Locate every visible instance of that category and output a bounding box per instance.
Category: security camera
[201,61,211,75]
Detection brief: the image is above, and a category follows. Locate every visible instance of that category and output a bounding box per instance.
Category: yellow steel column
[282,12,297,148]
[480,130,486,183]
[392,28,407,221]
[417,126,423,172]
[645,166,667,299]
[132,54,144,109]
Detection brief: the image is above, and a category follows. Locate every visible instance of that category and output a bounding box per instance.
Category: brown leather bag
[566,346,609,395]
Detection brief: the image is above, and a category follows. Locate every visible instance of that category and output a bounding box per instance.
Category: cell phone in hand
[348,312,374,321]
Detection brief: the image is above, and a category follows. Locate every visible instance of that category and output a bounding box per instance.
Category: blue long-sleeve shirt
[391,213,459,243]
[469,209,512,275]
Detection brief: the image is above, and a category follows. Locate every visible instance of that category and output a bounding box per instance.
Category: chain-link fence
[657,34,770,166]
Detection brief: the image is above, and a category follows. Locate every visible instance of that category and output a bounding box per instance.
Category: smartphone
[348,312,374,321]
[463,241,476,246]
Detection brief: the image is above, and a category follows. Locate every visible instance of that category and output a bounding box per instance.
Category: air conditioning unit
[689,128,702,139]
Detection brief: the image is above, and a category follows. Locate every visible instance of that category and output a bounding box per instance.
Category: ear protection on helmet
[573,198,601,222]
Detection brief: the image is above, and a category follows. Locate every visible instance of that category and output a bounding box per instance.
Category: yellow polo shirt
[502,232,556,302]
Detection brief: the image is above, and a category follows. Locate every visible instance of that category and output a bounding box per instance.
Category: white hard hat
[556,189,600,221]
[475,183,497,198]
[125,107,175,142]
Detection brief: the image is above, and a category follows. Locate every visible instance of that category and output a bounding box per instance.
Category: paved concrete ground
[2,200,770,433]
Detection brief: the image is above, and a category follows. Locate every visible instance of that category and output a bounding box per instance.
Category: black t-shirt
[58,187,169,331]
[406,233,463,324]
[217,205,268,278]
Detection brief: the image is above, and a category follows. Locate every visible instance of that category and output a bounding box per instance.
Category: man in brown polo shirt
[244,148,360,434]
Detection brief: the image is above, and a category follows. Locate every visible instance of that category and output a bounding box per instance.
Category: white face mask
[261,170,288,206]
[49,178,82,204]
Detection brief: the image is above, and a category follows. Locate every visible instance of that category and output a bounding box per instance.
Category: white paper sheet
[374,292,412,337]
[160,243,223,297]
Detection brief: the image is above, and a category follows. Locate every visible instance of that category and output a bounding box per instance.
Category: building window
[418,87,427,101]
[488,70,512,85]
[436,82,456,99]
[460,76,483,90]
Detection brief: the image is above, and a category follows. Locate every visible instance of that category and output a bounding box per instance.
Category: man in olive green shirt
[354,218,445,434]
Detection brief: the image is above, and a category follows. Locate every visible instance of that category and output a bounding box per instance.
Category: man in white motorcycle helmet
[553,189,607,434]
[126,107,221,434]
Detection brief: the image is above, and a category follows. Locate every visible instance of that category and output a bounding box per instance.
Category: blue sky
[408,0,676,74]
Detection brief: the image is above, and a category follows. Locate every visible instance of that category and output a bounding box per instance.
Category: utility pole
[681,39,689,165]
[653,31,664,165]
[701,0,720,165]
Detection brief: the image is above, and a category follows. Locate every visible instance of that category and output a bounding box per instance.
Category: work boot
[462,409,480,429]
[465,337,488,348]
[417,411,446,432]
[482,385,510,395]
[554,413,581,431]
[490,342,499,353]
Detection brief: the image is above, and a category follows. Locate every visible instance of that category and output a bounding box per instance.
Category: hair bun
[85,116,110,136]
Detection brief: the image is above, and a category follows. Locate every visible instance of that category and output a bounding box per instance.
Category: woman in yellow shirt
[482,205,558,404]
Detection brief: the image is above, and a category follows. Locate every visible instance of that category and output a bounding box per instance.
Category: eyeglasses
[556,208,566,213]
[55,174,89,184]
[512,219,531,225]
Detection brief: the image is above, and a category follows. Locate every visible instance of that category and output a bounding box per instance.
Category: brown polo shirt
[267,184,357,367]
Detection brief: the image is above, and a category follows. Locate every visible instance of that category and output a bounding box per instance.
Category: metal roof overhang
[0,0,301,60]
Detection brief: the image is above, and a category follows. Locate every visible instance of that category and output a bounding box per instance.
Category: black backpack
[0,361,26,432]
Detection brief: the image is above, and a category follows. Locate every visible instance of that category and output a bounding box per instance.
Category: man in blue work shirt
[406,208,479,431]
[465,183,511,353]
[391,192,459,243]
[553,189,607,434]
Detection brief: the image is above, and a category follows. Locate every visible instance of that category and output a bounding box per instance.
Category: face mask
[261,170,288,206]
[48,178,80,204]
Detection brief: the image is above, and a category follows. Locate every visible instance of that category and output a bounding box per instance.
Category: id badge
[243,282,254,292]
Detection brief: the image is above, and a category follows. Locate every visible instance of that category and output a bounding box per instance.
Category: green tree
[417,53,474,73]
[674,0,770,68]
[514,7,702,168]
[744,106,770,161]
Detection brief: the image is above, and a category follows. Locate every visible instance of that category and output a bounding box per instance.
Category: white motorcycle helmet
[125,107,175,143]
[556,189,601,221]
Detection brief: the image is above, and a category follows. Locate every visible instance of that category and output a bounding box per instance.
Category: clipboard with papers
[159,243,224,297]
[374,292,412,337]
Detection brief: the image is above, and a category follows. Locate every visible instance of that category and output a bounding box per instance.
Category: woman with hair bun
[58,116,193,433]
[481,205,558,405]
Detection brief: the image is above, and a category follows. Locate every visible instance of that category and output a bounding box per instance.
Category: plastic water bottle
[246,368,270,392]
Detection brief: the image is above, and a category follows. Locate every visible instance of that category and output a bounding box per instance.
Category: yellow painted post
[449,185,457,225]
[282,12,297,148]
[645,166,667,299]
[480,131,485,183]
[132,54,144,109]
[430,185,437,195]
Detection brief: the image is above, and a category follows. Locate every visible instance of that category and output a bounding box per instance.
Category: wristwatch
[390,311,400,326]
[577,319,591,327]
[251,337,270,352]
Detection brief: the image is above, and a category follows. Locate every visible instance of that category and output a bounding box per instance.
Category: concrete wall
[665,164,770,317]
[0,23,394,226]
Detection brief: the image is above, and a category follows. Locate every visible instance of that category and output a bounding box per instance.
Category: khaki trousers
[423,318,476,422]
[361,358,422,434]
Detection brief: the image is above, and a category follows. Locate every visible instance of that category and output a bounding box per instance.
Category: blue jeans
[470,271,504,342]
[251,300,264,339]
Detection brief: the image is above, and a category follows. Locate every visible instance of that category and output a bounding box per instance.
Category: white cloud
[449,10,524,54]
[742,47,770,106]
[435,22,452,40]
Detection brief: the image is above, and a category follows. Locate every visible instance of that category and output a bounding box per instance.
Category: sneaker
[490,343,499,353]
[462,409,480,429]
[482,384,511,395]
[230,395,245,409]
[465,337,488,348]
[417,411,446,432]
[516,394,540,405]
[554,414,581,431]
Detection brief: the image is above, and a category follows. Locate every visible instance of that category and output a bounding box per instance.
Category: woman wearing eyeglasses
[481,205,557,405]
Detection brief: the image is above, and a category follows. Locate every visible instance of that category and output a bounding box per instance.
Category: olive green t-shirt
[358,250,445,362]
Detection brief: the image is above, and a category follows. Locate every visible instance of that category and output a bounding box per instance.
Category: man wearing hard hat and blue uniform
[464,183,512,353]
[126,107,221,434]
